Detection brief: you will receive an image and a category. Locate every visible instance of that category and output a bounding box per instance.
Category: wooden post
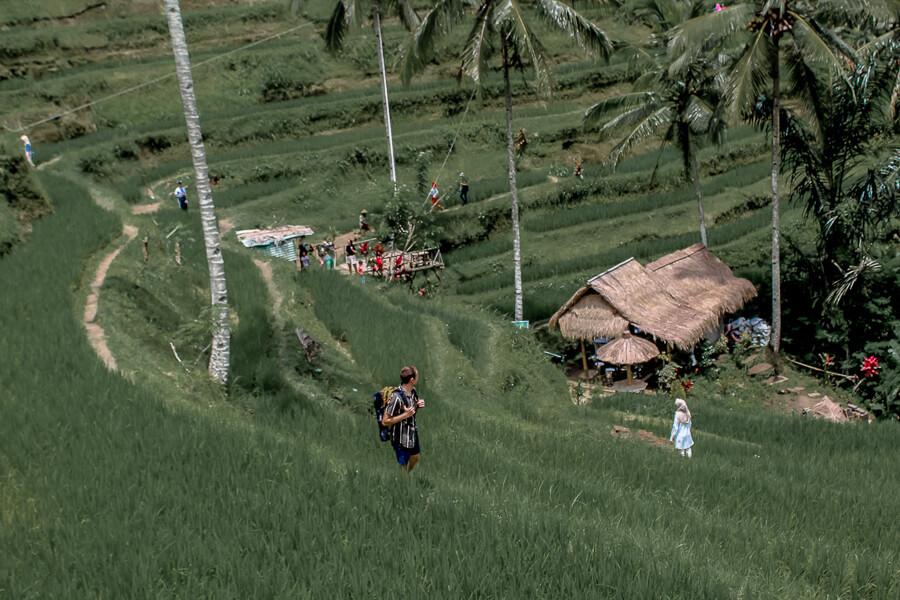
[626,364,633,386]
[294,239,302,271]
[580,338,588,373]
[174,241,182,267]
[142,235,149,264]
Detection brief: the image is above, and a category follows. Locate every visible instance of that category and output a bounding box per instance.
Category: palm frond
[584,92,660,130]
[827,254,882,306]
[812,0,899,32]
[668,3,756,59]
[605,105,675,166]
[502,0,554,96]
[856,28,900,56]
[726,28,773,116]
[389,0,422,30]
[461,1,495,86]
[535,0,614,60]
[397,0,467,84]
[788,13,850,73]
[782,41,828,139]
[325,0,348,52]
[684,94,714,133]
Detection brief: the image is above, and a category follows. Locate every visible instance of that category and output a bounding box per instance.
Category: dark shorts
[393,441,420,465]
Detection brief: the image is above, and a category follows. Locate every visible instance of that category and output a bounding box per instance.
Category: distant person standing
[345,238,357,275]
[173,180,188,210]
[458,172,469,206]
[670,398,694,458]
[20,135,35,167]
[381,366,426,473]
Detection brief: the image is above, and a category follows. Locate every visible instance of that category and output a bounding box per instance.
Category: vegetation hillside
[1,0,898,597]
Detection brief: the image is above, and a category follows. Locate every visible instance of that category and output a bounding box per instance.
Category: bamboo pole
[581,338,588,373]
[626,364,633,386]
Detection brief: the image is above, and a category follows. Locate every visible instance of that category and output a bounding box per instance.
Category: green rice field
[1,1,898,597]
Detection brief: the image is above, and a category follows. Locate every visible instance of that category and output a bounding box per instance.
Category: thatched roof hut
[549,245,756,351]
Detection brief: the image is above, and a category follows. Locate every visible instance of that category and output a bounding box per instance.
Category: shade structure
[595,332,659,366]
[549,245,757,351]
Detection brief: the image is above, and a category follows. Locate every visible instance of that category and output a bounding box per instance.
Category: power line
[10,21,313,133]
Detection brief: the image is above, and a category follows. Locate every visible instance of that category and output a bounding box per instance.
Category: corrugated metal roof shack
[236,226,315,264]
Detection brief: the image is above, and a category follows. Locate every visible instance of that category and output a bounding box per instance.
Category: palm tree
[401,0,612,321]
[164,0,230,386]
[326,0,421,184]
[585,0,724,246]
[670,1,855,353]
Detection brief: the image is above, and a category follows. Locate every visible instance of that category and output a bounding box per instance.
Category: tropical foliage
[400,0,613,320]
[781,41,900,416]
[585,0,726,246]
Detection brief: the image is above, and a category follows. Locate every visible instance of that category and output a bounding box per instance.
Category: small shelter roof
[236,225,314,248]
[549,245,756,350]
[595,332,659,365]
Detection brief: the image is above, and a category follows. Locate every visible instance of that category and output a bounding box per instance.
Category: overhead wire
[424,84,479,212]
[10,21,313,134]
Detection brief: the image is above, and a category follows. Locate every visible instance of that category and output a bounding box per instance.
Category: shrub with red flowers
[861,355,879,378]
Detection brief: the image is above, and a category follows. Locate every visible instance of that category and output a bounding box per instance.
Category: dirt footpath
[83,224,137,372]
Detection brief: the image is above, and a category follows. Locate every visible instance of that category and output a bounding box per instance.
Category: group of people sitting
[344,238,408,280]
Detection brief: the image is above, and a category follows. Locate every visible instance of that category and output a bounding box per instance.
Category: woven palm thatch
[555,293,629,340]
[595,332,659,365]
[549,246,757,351]
[646,243,757,335]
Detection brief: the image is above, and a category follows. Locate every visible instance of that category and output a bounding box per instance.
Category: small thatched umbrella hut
[594,332,659,387]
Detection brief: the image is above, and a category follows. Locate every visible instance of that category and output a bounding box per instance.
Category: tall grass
[2,174,899,598]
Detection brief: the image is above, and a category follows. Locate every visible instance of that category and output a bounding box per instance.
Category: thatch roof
[595,332,659,365]
[646,243,757,334]
[549,245,757,350]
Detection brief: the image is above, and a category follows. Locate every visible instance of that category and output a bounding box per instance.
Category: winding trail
[83,224,138,371]
[253,258,283,327]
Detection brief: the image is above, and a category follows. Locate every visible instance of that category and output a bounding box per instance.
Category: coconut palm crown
[400,0,613,321]
[667,1,872,353]
[585,0,727,246]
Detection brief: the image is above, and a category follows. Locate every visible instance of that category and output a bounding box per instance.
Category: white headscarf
[675,398,691,424]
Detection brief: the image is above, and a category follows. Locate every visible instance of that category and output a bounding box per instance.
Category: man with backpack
[381,366,425,473]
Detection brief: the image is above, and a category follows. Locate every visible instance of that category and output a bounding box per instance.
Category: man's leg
[406,453,420,473]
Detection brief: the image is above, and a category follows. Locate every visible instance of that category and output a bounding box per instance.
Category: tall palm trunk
[770,37,782,353]
[687,129,707,246]
[501,39,524,322]
[372,1,397,184]
[165,0,230,385]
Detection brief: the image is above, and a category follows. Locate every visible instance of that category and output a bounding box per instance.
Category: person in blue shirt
[670,398,694,458]
[173,181,188,210]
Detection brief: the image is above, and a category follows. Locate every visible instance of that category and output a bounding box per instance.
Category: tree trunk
[501,39,524,322]
[770,38,782,354]
[372,1,397,185]
[688,129,707,247]
[165,0,230,386]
